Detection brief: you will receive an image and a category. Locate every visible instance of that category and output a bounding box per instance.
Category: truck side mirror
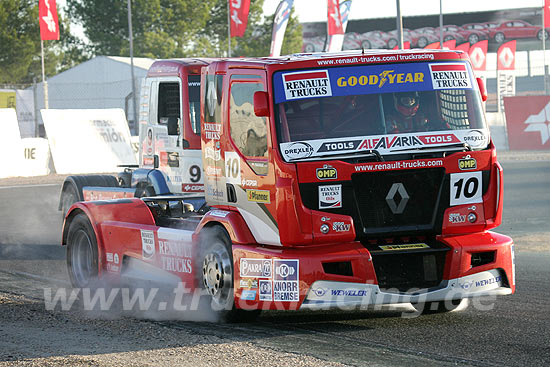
[167,117,180,135]
[477,77,487,102]
[254,91,270,117]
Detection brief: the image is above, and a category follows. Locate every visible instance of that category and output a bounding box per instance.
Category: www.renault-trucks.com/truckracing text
[61,49,515,320]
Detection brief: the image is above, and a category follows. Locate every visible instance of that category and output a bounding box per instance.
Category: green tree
[0,0,87,86]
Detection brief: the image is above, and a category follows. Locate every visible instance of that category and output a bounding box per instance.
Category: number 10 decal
[225,151,241,184]
[450,172,482,206]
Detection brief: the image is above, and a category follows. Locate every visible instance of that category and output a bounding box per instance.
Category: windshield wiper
[390,142,472,153]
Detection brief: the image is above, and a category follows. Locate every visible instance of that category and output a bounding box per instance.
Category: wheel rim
[71,229,94,287]
[418,37,427,48]
[202,242,232,307]
[469,34,479,44]
[495,33,504,42]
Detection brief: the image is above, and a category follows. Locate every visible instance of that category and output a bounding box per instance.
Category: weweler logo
[283,70,332,100]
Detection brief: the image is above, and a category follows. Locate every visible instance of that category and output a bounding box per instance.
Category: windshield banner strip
[279,129,490,161]
[274,62,474,104]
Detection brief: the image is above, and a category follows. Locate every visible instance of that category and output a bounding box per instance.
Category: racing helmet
[394,92,420,117]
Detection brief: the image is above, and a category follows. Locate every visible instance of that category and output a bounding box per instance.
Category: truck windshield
[273,61,489,161]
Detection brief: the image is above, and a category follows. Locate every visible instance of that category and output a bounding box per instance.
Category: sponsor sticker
[450,171,483,206]
[283,141,314,160]
[114,253,119,265]
[330,289,369,297]
[463,130,489,148]
[210,210,230,218]
[449,213,466,224]
[239,279,258,289]
[204,122,221,140]
[429,63,472,89]
[246,189,270,203]
[106,263,120,273]
[167,151,179,167]
[205,147,221,161]
[332,222,351,232]
[182,183,204,193]
[158,238,193,274]
[106,252,114,262]
[273,259,299,302]
[319,184,342,209]
[316,165,337,180]
[379,243,430,251]
[459,156,477,170]
[141,230,155,259]
[240,258,272,278]
[241,290,257,301]
[259,280,273,301]
[283,70,332,101]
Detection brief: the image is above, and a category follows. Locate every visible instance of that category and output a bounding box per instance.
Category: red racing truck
[62,49,515,319]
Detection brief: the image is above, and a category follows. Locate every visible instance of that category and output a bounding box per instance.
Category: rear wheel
[494,32,505,43]
[66,214,99,288]
[61,185,78,218]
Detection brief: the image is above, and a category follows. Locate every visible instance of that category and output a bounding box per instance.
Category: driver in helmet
[386,92,429,134]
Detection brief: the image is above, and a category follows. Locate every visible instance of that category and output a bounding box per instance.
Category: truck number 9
[189,165,201,183]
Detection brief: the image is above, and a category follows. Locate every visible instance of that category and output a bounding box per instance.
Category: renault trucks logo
[429,63,471,89]
[386,183,409,214]
[282,70,332,100]
[335,69,425,89]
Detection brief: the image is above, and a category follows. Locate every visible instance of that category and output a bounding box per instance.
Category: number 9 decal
[189,165,201,183]
[450,172,482,206]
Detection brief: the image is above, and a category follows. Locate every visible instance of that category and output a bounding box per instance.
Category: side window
[158,82,180,124]
[230,80,268,175]
[188,75,201,134]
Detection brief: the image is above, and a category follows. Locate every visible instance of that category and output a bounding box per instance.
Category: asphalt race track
[0,154,549,366]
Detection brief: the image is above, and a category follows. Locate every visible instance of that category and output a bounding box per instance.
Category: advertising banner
[42,109,137,174]
[270,0,294,57]
[504,96,550,151]
[0,109,24,178]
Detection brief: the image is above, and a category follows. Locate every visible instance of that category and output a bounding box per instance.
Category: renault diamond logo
[386,183,409,214]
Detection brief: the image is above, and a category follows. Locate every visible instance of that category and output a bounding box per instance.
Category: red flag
[469,40,488,71]
[497,40,516,71]
[327,0,344,35]
[455,42,470,53]
[229,0,251,38]
[39,0,60,40]
[545,0,550,28]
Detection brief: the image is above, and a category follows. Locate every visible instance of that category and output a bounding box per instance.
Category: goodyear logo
[316,165,337,180]
[336,70,424,89]
[247,189,270,203]
[458,156,477,170]
[379,243,430,251]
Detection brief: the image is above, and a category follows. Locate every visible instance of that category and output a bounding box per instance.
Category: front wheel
[66,214,99,288]
[538,29,549,41]
[494,32,505,43]
[199,226,260,322]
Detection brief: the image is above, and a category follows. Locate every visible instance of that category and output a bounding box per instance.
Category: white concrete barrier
[42,109,137,174]
[0,108,24,178]
[20,138,52,176]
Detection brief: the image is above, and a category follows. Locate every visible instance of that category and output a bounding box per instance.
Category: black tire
[538,29,549,41]
[411,299,465,315]
[444,35,454,42]
[468,33,480,44]
[61,185,78,218]
[494,32,505,43]
[303,43,315,53]
[199,226,260,322]
[387,38,398,49]
[66,214,99,288]
[361,40,371,49]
